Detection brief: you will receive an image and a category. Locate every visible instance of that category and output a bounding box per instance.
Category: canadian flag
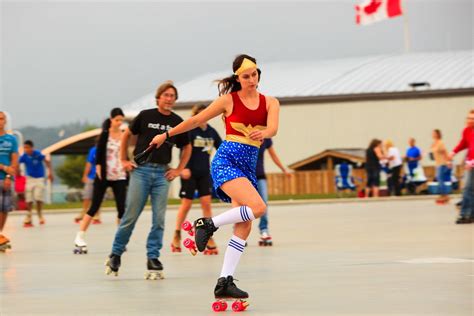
[356,0,403,25]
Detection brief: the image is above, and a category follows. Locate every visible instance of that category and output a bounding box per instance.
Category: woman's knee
[250,201,267,218]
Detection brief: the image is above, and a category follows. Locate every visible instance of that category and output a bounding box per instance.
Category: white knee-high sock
[212,206,255,228]
[220,235,246,277]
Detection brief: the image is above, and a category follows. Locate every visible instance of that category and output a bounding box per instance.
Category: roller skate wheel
[171,243,182,252]
[145,271,164,280]
[231,301,244,312]
[105,268,118,277]
[204,249,218,255]
[212,301,226,312]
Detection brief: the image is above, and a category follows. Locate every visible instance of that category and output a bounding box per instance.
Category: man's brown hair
[155,80,178,100]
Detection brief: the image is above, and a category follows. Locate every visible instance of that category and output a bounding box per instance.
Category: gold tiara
[234,58,257,76]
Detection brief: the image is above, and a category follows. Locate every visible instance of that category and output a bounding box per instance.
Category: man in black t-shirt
[171,104,222,254]
[106,81,191,278]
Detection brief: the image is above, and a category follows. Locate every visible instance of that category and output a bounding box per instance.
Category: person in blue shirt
[172,104,222,254]
[405,137,423,177]
[0,111,19,250]
[74,144,102,224]
[19,140,53,227]
[255,138,290,246]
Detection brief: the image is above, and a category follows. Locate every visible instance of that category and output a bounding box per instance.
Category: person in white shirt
[385,140,403,196]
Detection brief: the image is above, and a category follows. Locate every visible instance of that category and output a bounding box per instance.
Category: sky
[1,0,472,128]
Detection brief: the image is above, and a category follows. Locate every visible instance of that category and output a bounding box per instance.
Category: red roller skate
[204,237,218,255]
[212,276,249,312]
[39,218,46,225]
[92,219,102,225]
[23,217,34,228]
[0,235,12,252]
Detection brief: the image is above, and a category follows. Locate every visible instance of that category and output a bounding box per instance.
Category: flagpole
[402,0,411,53]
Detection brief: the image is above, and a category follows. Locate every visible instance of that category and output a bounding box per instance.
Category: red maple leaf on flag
[364,0,382,15]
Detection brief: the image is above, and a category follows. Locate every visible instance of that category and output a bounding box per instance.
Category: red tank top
[225,92,267,147]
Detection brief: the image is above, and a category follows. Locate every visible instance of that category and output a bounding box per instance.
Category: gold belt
[225,135,261,148]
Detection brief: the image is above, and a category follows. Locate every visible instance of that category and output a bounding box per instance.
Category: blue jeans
[460,169,474,218]
[111,163,170,258]
[436,165,449,195]
[257,179,269,233]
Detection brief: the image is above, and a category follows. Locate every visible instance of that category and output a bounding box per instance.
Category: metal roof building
[44,51,473,198]
[123,50,473,115]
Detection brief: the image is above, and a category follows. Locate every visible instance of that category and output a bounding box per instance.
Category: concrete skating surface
[0,199,472,315]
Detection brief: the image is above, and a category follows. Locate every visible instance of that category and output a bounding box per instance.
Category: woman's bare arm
[150,95,230,147]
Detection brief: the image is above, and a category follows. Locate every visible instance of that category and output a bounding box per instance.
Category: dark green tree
[55,155,86,188]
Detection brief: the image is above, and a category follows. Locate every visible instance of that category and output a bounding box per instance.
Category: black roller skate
[212,276,249,312]
[193,217,218,252]
[104,253,121,276]
[144,258,164,280]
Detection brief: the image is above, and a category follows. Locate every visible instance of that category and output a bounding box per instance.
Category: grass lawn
[43,193,352,210]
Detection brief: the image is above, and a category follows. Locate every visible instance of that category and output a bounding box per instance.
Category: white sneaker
[260,231,271,240]
[75,231,87,247]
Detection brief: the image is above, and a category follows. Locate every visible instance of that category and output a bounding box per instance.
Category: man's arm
[165,143,192,181]
[45,158,54,182]
[2,152,18,190]
[415,150,423,161]
[267,146,289,175]
[120,128,136,172]
[7,152,18,176]
[82,162,91,183]
[449,129,468,160]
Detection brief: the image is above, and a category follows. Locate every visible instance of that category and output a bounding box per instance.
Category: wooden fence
[266,166,464,195]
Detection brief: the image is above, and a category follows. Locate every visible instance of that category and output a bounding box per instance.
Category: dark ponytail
[216,54,261,96]
[102,118,111,131]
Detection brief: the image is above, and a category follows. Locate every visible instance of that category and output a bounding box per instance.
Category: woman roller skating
[150,54,280,311]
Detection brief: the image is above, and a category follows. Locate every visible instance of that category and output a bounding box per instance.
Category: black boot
[194,217,218,252]
[455,216,473,224]
[108,253,121,271]
[105,253,121,276]
[214,276,248,299]
[147,258,163,271]
[144,258,164,280]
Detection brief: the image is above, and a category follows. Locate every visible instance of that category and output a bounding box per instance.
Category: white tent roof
[123,50,474,115]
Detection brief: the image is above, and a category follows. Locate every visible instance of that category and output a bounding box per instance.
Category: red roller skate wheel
[232,300,246,312]
[182,221,194,236]
[212,301,227,312]
[183,238,197,256]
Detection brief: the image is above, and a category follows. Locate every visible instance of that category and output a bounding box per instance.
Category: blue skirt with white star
[211,140,259,203]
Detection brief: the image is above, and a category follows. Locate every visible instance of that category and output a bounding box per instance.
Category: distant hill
[17,122,99,185]
[18,122,98,150]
